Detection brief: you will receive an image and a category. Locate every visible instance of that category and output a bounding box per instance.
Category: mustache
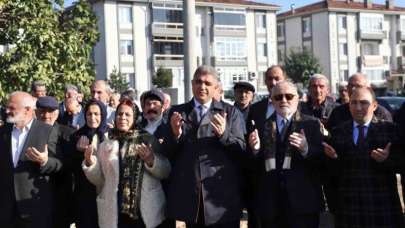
[146,110,158,115]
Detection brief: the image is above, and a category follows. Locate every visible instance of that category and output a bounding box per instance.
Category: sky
[64,0,405,12]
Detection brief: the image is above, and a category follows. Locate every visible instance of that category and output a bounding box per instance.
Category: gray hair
[10,91,35,109]
[92,80,112,94]
[193,65,219,81]
[64,84,78,93]
[271,80,298,96]
[309,74,329,86]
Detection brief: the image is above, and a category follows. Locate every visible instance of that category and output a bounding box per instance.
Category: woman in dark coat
[71,99,108,228]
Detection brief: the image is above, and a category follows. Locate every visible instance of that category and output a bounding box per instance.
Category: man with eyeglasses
[248,81,323,228]
[323,87,403,227]
[327,73,392,131]
[245,65,287,228]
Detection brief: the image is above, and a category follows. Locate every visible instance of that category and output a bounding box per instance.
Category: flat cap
[233,81,255,93]
[36,96,59,110]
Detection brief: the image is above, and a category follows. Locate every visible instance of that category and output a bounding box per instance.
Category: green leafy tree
[0,0,99,100]
[153,67,172,88]
[108,67,129,93]
[284,49,323,87]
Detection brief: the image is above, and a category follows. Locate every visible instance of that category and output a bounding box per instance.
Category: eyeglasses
[273,93,295,101]
[349,100,371,108]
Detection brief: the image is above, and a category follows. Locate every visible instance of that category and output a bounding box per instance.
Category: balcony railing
[153,54,183,67]
[358,30,387,40]
[397,31,405,41]
[358,55,388,67]
[398,56,405,70]
[152,22,183,37]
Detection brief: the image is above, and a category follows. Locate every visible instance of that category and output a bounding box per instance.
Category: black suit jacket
[253,112,323,219]
[0,119,60,227]
[165,99,246,225]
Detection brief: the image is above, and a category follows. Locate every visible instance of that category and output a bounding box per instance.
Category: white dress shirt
[353,120,371,145]
[145,116,163,135]
[11,119,34,167]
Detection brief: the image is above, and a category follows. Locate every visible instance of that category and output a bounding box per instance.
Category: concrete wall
[103,1,119,79]
[92,1,108,80]
[285,17,302,53]
[267,12,278,66]
[347,13,358,75]
[133,3,149,94]
[246,10,257,73]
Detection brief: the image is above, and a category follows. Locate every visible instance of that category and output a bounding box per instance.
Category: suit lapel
[18,119,37,162]
[1,124,14,168]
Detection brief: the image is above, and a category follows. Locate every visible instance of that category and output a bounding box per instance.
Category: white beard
[6,112,24,124]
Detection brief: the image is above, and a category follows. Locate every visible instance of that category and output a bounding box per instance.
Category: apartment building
[277,0,405,94]
[90,0,279,103]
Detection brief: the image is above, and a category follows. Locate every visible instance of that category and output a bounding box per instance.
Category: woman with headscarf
[71,99,108,228]
[82,98,171,228]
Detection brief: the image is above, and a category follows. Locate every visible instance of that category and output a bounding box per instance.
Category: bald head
[6,92,35,128]
[348,73,370,96]
[91,80,111,104]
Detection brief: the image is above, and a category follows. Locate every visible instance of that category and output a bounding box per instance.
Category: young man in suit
[248,81,323,228]
[166,65,246,228]
[323,87,403,227]
[0,92,60,228]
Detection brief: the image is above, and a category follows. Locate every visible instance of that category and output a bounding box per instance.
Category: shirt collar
[13,118,34,132]
[194,98,212,110]
[276,113,293,124]
[353,119,372,128]
[147,115,163,126]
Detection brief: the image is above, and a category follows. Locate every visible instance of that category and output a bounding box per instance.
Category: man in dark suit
[233,81,255,121]
[248,81,323,228]
[36,96,76,228]
[166,65,246,228]
[0,92,60,228]
[327,73,392,131]
[245,65,287,228]
[323,87,403,227]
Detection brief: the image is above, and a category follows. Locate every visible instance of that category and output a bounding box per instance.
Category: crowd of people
[0,64,405,228]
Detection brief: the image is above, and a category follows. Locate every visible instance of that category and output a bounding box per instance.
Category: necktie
[357,125,366,148]
[280,119,289,141]
[198,105,206,121]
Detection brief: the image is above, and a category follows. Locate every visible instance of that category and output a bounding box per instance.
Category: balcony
[153,54,183,67]
[358,55,388,67]
[358,30,387,40]
[152,22,183,37]
[211,56,248,67]
[398,56,405,70]
[213,25,246,37]
[397,31,405,41]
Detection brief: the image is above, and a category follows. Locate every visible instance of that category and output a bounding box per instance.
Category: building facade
[277,0,405,94]
[91,0,279,103]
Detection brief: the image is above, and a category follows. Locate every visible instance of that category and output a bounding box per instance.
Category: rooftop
[278,0,405,18]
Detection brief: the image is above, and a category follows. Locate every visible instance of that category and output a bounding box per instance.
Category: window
[340,70,349,81]
[364,70,384,81]
[257,43,267,57]
[153,42,183,55]
[120,40,133,55]
[216,67,247,89]
[302,17,311,36]
[360,16,383,33]
[401,18,405,32]
[258,71,266,87]
[402,45,405,57]
[119,6,132,24]
[339,43,348,56]
[214,37,247,60]
[153,8,183,23]
[362,42,379,55]
[214,13,246,26]
[277,23,284,38]
[256,14,266,29]
[338,15,347,31]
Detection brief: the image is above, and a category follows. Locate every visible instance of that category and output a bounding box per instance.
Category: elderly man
[233,81,255,120]
[0,92,60,228]
[300,74,338,126]
[31,80,47,98]
[245,65,287,228]
[323,87,403,227]
[141,89,166,135]
[336,82,349,105]
[327,73,392,130]
[248,81,323,228]
[90,80,115,125]
[36,96,76,228]
[166,65,245,228]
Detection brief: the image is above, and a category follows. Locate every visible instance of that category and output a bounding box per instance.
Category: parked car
[376,96,405,117]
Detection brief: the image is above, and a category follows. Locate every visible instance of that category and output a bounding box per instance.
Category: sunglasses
[273,93,295,101]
